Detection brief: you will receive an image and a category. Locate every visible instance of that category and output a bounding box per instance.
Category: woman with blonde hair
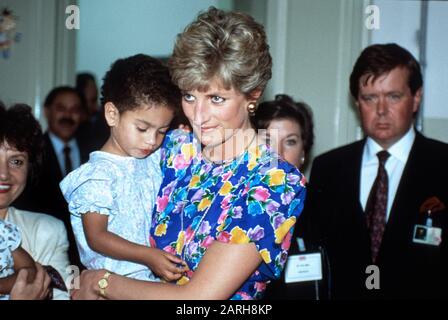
[72,6,306,300]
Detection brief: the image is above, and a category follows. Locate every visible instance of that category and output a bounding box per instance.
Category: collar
[364,126,415,164]
[48,131,77,154]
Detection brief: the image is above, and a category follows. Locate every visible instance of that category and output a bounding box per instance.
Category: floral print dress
[150,130,306,299]
[0,219,21,300]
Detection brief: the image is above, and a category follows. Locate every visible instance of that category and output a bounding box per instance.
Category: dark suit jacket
[298,131,448,299]
[13,131,91,267]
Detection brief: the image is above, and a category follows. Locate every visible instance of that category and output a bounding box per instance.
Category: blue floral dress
[0,219,22,300]
[150,130,306,299]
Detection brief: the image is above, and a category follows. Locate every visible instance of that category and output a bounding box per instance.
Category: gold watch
[98,271,112,298]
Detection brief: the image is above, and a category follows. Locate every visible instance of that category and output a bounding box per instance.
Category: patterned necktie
[63,145,73,176]
[365,150,390,263]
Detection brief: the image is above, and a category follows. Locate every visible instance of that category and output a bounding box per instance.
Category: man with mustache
[301,43,448,299]
[14,86,90,268]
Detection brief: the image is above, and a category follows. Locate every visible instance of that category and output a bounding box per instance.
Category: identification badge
[412,224,442,246]
[284,253,322,283]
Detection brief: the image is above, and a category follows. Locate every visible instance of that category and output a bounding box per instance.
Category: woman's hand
[70,269,106,300]
[10,263,51,300]
[144,248,187,282]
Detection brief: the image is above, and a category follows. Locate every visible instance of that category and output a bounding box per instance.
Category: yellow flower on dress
[177,276,190,286]
[154,223,167,237]
[198,198,212,211]
[259,248,272,264]
[176,231,185,255]
[189,175,200,188]
[230,226,250,244]
[274,216,296,244]
[267,169,286,186]
[218,181,233,196]
[247,146,262,171]
[181,143,196,161]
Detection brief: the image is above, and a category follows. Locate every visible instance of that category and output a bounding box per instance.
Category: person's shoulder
[249,144,306,188]
[417,134,448,154]
[10,208,66,233]
[60,151,118,197]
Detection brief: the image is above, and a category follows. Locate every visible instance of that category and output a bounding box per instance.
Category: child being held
[0,219,37,299]
[60,54,185,282]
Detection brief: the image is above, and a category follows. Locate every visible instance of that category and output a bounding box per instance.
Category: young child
[0,219,37,299]
[60,54,185,282]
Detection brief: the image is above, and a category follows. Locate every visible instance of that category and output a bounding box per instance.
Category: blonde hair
[168,7,272,98]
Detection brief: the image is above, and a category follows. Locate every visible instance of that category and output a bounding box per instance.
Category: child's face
[108,104,174,158]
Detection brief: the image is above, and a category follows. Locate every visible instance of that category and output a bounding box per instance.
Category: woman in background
[253,94,314,170]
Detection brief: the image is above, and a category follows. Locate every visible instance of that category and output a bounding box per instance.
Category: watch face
[98,278,108,289]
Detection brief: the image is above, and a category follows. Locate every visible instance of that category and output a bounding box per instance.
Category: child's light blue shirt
[60,150,162,281]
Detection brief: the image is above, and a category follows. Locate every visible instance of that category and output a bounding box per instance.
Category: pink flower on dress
[254,282,267,293]
[185,226,194,242]
[252,187,270,202]
[217,231,231,243]
[222,170,233,182]
[242,183,250,196]
[220,195,232,209]
[300,174,307,187]
[173,154,189,170]
[218,209,229,224]
[156,195,169,212]
[201,235,214,248]
[149,236,157,248]
[281,229,292,251]
[163,245,176,255]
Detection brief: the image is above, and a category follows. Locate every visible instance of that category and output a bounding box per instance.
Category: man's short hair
[349,43,423,99]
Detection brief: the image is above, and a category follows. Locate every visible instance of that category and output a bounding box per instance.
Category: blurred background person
[253,94,314,170]
[76,72,109,151]
[0,102,70,299]
[13,87,89,268]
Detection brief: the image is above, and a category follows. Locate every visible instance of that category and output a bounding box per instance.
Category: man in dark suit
[13,86,91,268]
[302,43,448,299]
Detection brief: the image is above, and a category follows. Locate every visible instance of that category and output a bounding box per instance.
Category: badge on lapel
[413,196,445,246]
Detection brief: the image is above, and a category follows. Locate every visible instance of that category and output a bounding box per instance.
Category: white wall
[0,0,75,126]
[370,0,448,142]
[76,0,232,84]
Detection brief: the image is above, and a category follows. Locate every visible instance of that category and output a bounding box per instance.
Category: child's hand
[145,248,187,282]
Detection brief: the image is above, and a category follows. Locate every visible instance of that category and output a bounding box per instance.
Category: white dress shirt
[48,132,81,176]
[360,126,416,221]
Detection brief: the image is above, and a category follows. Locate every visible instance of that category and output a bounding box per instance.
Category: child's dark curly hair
[101,54,181,114]
[0,101,44,184]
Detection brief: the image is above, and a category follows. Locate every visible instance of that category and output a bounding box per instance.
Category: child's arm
[0,247,37,295]
[82,212,186,281]
[10,263,51,300]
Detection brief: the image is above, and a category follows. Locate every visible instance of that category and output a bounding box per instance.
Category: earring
[301,156,305,165]
[247,103,257,116]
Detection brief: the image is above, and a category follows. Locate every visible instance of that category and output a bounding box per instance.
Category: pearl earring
[247,104,256,116]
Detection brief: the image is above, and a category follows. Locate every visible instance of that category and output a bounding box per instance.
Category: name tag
[413,224,442,246]
[284,253,322,283]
